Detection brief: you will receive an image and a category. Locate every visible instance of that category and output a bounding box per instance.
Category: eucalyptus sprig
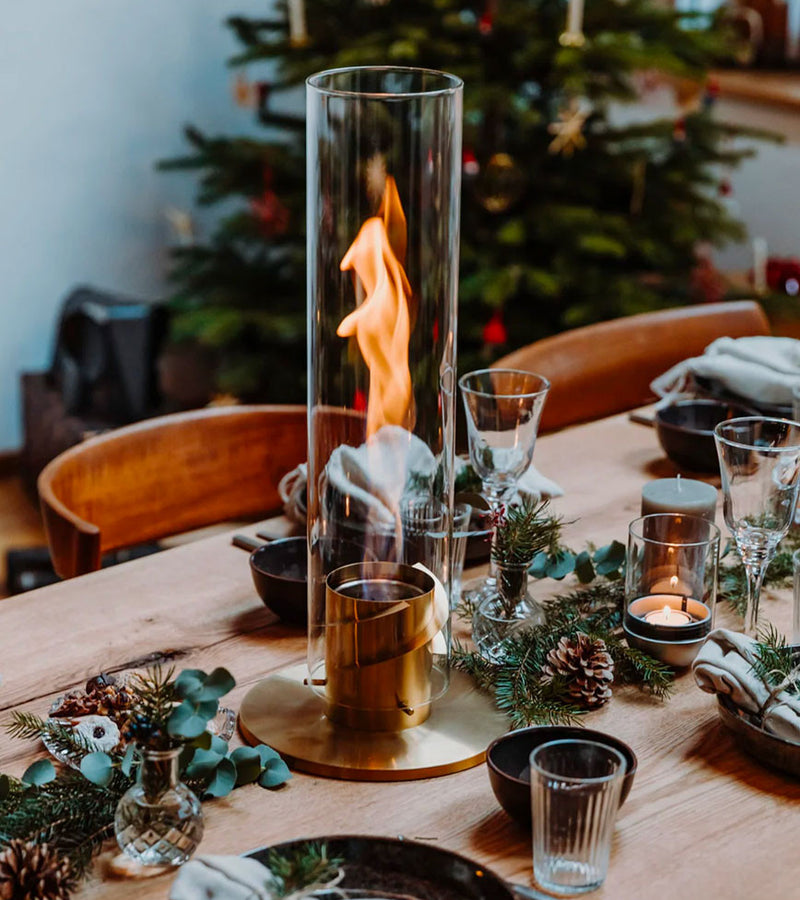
[1,665,292,893]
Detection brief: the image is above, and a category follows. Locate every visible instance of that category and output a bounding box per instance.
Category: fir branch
[751,623,797,692]
[6,711,95,759]
[601,634,674,700]
[265,842,344,896]
[492,499,563,567]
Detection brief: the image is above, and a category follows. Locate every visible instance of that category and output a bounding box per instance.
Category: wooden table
[2,411,798,899]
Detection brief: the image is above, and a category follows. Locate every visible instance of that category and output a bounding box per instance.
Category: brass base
[238,664,509,781]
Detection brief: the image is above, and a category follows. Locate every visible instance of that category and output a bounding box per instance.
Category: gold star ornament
[548,101,589,156]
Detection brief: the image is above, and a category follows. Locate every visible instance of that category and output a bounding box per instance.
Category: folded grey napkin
[169,855,282,899]
[692,628,800,742]
[651,336,800,408]
[280,442,564,527]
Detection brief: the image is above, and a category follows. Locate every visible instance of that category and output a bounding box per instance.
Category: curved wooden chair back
[38,405,307,579]
[493,300,770,433]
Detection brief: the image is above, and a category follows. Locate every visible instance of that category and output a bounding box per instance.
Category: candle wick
[676,473,682,492]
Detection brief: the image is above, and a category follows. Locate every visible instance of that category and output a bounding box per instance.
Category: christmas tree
[161,0,766,403]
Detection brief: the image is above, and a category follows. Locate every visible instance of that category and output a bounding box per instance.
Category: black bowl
[250,537,369,627]
[655,399,757,473]
[487,726,637,827]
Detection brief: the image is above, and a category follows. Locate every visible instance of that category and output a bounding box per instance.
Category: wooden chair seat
[38,405,307,579]
[492,300,771,433]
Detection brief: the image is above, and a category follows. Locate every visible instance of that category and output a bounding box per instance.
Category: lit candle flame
[338,175,415,438]
[669,575,678,590]
[661,605,672,622]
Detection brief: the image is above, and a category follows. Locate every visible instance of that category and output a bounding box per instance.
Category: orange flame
[338,176,415,438]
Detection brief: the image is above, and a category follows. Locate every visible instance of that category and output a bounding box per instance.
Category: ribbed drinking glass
[530,739,624,895]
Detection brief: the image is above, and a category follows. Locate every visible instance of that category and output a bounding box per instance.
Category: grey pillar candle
[640,476,717,523]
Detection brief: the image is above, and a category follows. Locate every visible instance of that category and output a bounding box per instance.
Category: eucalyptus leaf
[196,667,236,702]
[185,748,224,780]
[231,746,263,786]
[545,551,576,580]
[80,752,114,787]
[529,552,549,578]
[175,669,207,701]
[574,550,595,584]
[168,702,211,739]
[255,744,280,766]
[22,759,56,787]
[594,540,625,575]
[204,757,236,798]
[258,757,292,788]
[210,735,230,756]
[121,743,136,777]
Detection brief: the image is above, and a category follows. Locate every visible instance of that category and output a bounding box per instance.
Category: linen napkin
[650,335,800,409]
[169,855,282,899]
[280,444,564,527]
[692,628,800,742]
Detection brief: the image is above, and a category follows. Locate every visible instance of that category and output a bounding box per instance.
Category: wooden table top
[1,410,797,899]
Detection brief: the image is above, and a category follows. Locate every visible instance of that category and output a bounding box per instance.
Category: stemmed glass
[458,368,550,595]
[714,416,800,636]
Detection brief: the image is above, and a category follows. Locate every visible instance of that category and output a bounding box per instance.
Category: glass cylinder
[306,67,463,731]
[115,747,203,867]
[624,513,720,667]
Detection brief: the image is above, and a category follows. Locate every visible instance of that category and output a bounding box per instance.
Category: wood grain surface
[1,411,797,899]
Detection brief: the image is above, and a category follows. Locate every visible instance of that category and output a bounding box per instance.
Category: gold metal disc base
[238,664,509,781]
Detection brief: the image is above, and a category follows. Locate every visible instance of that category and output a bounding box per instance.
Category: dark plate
[487,726,637,828]
[248,835,515,900]
[654,398,757,473]
[718,694,800,778]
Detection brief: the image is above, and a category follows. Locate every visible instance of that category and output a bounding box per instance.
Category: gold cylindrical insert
[325,562,443,731]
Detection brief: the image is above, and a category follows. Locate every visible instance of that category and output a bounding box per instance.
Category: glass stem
[485,482,511,581]
[743,559,769,638]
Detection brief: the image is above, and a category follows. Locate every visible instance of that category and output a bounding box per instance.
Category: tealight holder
[624,513,720,667]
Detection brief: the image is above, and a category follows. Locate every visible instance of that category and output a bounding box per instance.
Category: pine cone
[0,840,76,900]
[542,634,615,709]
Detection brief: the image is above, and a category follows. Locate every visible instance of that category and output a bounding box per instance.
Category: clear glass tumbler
[530,739,624,895]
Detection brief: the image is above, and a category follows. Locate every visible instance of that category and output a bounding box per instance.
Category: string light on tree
[287,0,308,45]
[560,0,586,47]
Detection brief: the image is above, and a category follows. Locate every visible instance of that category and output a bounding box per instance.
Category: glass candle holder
[306,67,463,731]
[624,513,720,667]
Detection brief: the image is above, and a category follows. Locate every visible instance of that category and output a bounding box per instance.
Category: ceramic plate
[248,835,515,900]
[717,695,800,778]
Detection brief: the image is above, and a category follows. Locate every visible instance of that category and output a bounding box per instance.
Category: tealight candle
[644,604,692,627]
[641,476,717,523]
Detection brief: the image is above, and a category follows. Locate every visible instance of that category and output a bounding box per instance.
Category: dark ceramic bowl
[250,537,369,627]
[655,399,757,473]
[718,694,800,778]
[487,726,638,827]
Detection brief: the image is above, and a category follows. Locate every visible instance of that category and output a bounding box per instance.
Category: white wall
[0,1,268,450]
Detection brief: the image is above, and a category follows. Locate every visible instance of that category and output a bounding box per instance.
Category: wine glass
[458,368,550,595]
[714,416,800,636]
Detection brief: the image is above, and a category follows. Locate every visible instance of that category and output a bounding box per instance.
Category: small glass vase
[472,561,544,662]
[115,746,204,867]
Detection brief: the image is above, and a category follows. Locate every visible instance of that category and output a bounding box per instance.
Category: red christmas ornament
[479,0,494,34]
[766,258,800,294]
[482,311,508,346]
[251,165,290,236]
[719,178,732,197]
[353,388,368,411]
[463,149,480,176]
[673,118,687,143]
